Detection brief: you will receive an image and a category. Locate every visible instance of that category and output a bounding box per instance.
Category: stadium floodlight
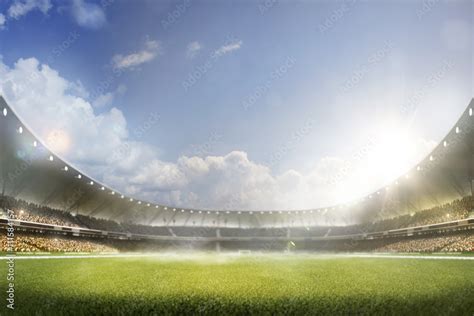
[130,198,133,202]
[90,181,94,185]
[249,211,253,215]
[111,191,115,195]
[207,211,211,214]
[237,211,241,214]
[260,211,264,214]
[77,174,82,179]
[470,108,473,116]
[18,126,23,134]
[49,155,54,161]
[199,211,202,214]
[101,186,105,191]
[120,195,124,199]
[164,207,167,210]
[430,155,434,161]
[417,166,421,171]
[155,205,158,208]
[181,209,184,212]
[226,211,230,214]
[190,210,194,214]
[138,201,142,205]
[443,141,448,147]
[64,166,68,171]
[456,127,460,134]
[173,208,176,211]
[33,141,37,147]
[2,108,7,116]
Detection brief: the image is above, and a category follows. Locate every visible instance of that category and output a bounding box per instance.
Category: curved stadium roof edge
[1,95,473,227]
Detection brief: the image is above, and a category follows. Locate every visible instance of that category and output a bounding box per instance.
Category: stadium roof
[1,96,473,227]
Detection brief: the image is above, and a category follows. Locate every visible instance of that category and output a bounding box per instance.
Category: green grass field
[1,253,473,315]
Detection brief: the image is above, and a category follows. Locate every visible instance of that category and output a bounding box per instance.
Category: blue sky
[0,0,472,210]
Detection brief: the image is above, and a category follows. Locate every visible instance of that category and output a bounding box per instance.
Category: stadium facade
[1,95,474,229]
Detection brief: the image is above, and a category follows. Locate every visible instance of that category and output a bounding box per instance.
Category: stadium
[1,95,474,314]
[0,1,473,315]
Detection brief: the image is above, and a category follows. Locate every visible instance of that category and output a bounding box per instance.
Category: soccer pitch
[1,253,473,315]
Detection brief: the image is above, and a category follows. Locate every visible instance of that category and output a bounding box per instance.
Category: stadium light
[90,181,94,185]
[120,195,124,199]
[443,141,447,147]
[2,108,7,116]
[130,198,133,202]
[33,141,38,147]
[470,108,473,116]
[138,201,142,205]
[456,127,460,134]
[18,126,23,134]
[77,174,82,179]
[49,155,54,161]
[164,207,167,210]
[64,166,68,171]
[101,186,105,191]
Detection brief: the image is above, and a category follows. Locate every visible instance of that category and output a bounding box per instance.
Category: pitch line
[0,253,473,260]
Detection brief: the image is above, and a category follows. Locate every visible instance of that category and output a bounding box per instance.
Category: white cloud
[186,41,202,59]
[214,40,243,57]
[0,14,5,29]
[112,40,161,70]
[7,0,51,19]
[70,0,106,29]
[0,57,437,212]
[92,84,126,108]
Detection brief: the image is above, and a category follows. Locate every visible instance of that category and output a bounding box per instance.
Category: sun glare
[46,129,71,155]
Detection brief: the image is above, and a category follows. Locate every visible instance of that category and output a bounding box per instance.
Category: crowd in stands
[374,233,474,253]
[358,196,472,233]
[0,234,117,253]
[0,195,472,239]
[0,196,82,227]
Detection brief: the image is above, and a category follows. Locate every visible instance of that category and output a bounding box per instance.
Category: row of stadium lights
[3,106,473,215]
